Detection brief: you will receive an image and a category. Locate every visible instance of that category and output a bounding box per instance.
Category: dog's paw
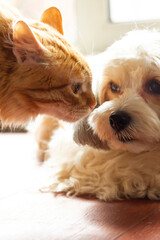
[40,168,122,201]
[40,178,78,197]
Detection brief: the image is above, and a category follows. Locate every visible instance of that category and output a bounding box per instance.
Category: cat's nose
[89,104,96,110]
[87,93,96,110]
[109,111,131,132]
[89,96,96,110]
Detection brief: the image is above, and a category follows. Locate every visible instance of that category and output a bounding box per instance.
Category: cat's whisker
[77,31,90,55]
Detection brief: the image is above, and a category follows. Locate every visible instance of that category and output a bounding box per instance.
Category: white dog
[36,30,160,201]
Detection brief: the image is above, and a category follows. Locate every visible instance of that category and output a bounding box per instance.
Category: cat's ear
[13,20,44,64]
[40,7,63,35]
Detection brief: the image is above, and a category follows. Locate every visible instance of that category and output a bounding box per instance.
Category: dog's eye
[146,79,160,94]
[110,82,120,93]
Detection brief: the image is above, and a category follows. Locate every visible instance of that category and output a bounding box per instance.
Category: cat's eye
[70,83,82,94]
[110,82,120,93]
[145,79,160,94]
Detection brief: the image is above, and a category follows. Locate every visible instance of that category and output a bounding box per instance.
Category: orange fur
[0,3,95,126]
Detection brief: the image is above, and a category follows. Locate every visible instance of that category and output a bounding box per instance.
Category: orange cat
[0,3,95,125]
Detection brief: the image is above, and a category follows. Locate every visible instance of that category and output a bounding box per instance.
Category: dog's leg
[43,148,123,201]
[35,116,60,161]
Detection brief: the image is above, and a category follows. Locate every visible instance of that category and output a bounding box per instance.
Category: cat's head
[1,7,95,125]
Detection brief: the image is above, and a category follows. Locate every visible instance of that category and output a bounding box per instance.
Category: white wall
[75,0,160,54]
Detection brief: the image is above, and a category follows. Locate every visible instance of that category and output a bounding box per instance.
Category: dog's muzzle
[109,111,135,143]
[109,111,131,132]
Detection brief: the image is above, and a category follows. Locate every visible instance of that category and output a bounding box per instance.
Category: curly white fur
[41,30,160,201]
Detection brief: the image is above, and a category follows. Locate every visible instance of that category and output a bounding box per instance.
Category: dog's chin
[91,123,158,153]
[107,136,157,153]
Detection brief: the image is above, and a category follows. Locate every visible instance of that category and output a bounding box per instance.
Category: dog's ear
[73,115,109,150]
[73,94,109,150]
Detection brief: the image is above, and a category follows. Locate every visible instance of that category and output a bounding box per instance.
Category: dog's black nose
[109,111,131,132]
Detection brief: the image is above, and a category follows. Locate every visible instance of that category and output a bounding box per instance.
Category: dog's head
[75,30,160,153]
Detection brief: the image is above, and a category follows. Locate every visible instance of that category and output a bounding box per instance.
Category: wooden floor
[0,133,160,240]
